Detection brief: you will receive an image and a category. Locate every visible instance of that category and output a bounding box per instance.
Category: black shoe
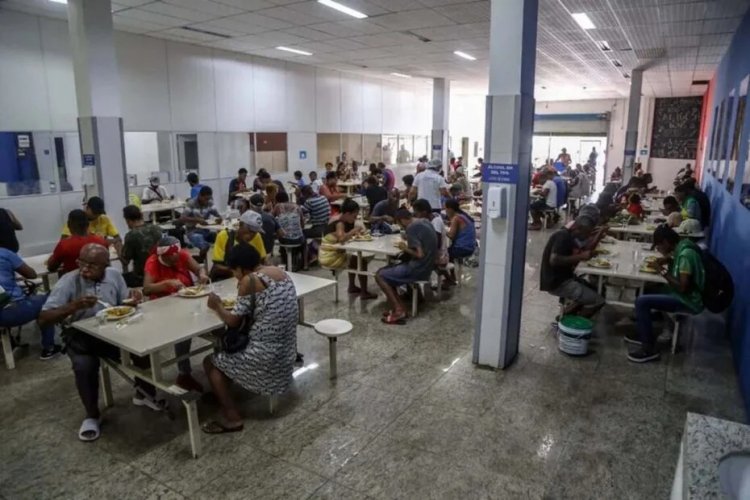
[627,349,660,363]
[623,332,642,346]
[295,352,304,365]
[40,344,62,360]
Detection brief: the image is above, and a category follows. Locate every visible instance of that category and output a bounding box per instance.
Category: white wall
[123,132,159,185]
[0,9,432,254]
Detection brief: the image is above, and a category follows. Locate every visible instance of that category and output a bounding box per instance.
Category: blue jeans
[187,229,215,251]
[635,294,692,351]
[0,294,55,349]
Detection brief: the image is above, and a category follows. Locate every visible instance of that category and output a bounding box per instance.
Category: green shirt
[122,224,163,280]
[669,239,704,313]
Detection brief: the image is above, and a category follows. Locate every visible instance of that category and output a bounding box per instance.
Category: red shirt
[144,250,194,299]
[627,203,644,218]
[50,234,108,274]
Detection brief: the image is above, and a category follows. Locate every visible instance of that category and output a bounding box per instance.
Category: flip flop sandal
[381,310,393,318]
[79,417,101,442]
[381,312,407,325]
[201,420,244,434]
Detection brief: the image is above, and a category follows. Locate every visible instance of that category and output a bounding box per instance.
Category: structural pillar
[622,68,643,183]
[473,0,538,368]
[431,78,450,167]
[68,0,128,233]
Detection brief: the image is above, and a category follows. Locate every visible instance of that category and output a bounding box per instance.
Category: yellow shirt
[213,228,266,263]
[61,214,119,238]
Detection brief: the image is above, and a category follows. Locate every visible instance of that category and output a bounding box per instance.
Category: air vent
[181,26,231,39]
[692,80,709,86]
[611,59,622,68]
[634,47,666,59]
[404,31,431,43]
[597,40,611,52]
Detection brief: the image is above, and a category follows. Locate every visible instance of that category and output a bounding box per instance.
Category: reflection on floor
[0,230,743,499]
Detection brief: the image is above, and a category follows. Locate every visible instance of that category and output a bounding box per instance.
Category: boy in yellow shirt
[61,197,121,253]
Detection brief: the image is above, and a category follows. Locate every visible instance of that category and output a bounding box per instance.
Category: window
[0,131,77,197]
[317,133,340,169]
[397,135,413,165]
[382,134,398,165]
[255,133,287,174]
[414,135,429,160]
[362,134,382,165]
[341,134,363,166]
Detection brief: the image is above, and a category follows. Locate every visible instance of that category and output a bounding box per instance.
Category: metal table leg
[1,330,15,370]
[182,398,202,458]
[100,364,113,407]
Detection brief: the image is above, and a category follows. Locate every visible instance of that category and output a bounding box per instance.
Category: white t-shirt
[543,179,557,208]
[429,215,448,261]
[413,170,448,211]
[311,179,323,194]
[142,184,170,202]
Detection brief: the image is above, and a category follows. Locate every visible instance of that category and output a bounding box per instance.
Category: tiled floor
[0,230,744,499]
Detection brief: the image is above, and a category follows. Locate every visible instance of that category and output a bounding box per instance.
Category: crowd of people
[538,162,712,363]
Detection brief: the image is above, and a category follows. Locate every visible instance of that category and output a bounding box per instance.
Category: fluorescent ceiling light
[317,0,367,19]
[276,46,313,56]
[391,72,411,78]
[49,0,67,4]
[571,12,595,30]
[453,50,476,61]
[597,40,611,51]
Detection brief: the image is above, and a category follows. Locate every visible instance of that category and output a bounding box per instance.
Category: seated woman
[662,196,683,228]
[263,183,278,213]
[626,193,645,220]
[445,199,477,262]
[319,198,377,300]
[273,192,305,270]
[143,236,207,392]
[0,247,59,359]
[202,243,298,433]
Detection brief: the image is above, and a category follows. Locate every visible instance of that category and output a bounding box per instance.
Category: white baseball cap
[238,211,264,233]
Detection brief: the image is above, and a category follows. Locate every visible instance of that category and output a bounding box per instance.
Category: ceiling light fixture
[453,50,476,61]
[571,12,595,30]
[49,0,67,4]
[391,72,412,78]
[597,40,611,51]
[317,0,368,19]
[276,46,313,56]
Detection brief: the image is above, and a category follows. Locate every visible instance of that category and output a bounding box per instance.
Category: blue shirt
[190,184,204,200]
[0,248,24,301]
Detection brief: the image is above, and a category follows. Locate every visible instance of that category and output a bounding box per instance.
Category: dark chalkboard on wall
[650,96,703,159]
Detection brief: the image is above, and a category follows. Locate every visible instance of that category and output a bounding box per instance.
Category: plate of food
[221,296,236,310]
[643,255,659,264]
[99,306,136,321]
[589,258,612,269]
[593,248,611,256]
[639,263,659,274]
[177,286,210,298]
[352,234,373,242]
[645,224,657,231]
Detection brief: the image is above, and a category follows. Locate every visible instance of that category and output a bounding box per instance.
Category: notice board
[650,96,703,159]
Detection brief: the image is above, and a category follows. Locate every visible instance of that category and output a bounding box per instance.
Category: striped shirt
[303,195,331,226]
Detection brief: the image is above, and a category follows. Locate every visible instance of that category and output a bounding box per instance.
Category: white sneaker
[132,390,166,412]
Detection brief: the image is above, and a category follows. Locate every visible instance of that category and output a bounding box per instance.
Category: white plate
[98,306,136,321]
[177,287,210,298]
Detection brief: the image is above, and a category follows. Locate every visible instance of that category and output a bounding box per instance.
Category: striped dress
[212,272,298,395]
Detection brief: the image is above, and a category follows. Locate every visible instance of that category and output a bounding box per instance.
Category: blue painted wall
[702,6,750,418]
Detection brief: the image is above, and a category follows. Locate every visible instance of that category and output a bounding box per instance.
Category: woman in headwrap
[142,236,208,392]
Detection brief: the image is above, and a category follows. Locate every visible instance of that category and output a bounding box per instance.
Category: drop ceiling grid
[2,0,749,98]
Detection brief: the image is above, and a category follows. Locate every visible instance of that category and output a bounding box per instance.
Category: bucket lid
[560,315,593,331]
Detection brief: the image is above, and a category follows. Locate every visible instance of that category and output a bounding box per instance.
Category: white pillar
[473,0,538,368]
[68,0,128,233]
[431,78,450,167]
[622,68,643,183]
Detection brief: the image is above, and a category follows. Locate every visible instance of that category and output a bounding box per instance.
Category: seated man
[625,226,704,363]
[0,247,59,359]
[301,185,331,239]
[249,194,282,256]
[529,170,557,230]
[539,216,604,318]
[211,207,267,281]
[39,244,154,442]
[62,196,122,253]
[120,205,163,287]
[369,188,400,234]
[143,236,207,391]
[48,209,107,275]
[180,185,222,263]
[376,208,438,325]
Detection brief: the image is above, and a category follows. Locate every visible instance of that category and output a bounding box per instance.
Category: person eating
[369,188,400,234]
[444,199,477,264]
[48,209,108,275]
[141,175,172,204]
[319,198,376,300]
[61,196,121,252]
[375,209,437,325]
[320,172,346,204]
[39,244,153,442]
[202,243,298,434]
[211,203,267,281]
[142,236,206,392]
[228,168,249,205]
[180,186,221,264]
[120,205,163,287]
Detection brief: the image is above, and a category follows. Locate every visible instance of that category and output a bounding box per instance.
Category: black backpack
[700,249,733,313]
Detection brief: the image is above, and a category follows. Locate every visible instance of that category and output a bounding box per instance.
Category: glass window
[0,131,70,197]
[362,134,382,165]
[53,132,82,193]
[317,134,340,170]
[176,133,199,183]
[341,134,363,166]
[124,132,174,187]
[709,106,720,163]
[728,84,746,194]
[255,133,287,174]
[414,135,428,160]
[382,134,398,166]
[397,135,413,165]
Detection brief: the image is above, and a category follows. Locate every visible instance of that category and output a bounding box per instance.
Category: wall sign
[299,150,307,160]
[432,144,442,151]
[17,134,30,148]
[83,154,96,166]
[482,163,519,184]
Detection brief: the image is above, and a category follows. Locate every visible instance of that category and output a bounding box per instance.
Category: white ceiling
[2,0,749,99]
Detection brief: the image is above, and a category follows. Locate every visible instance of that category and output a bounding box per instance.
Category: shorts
[187,229,216,250]
[378,263,422,287]
[548,279,605,307]
[530,199,552,211]
[448,246,474,261]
